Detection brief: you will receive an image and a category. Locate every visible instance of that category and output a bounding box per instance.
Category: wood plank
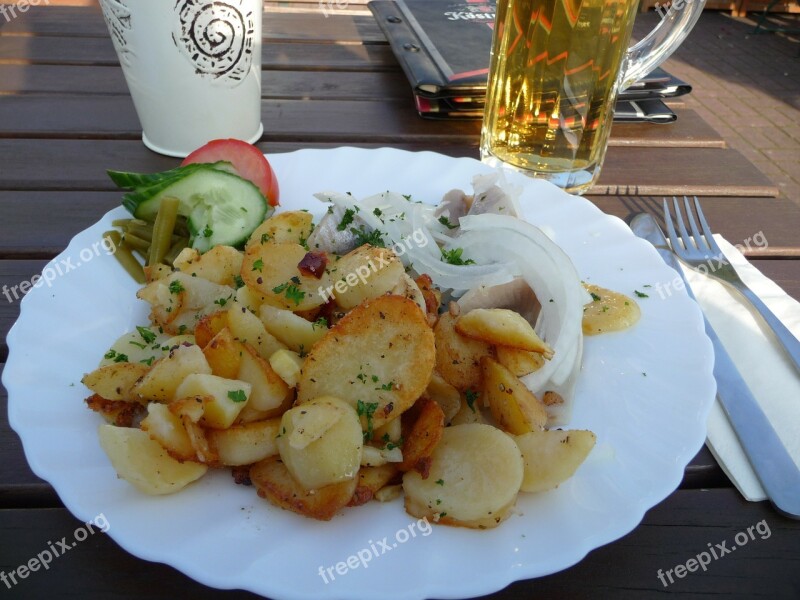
[0,64,412,101]
[586,196,800,258]
[0,260,42,361]
[751,259,800,302]
[0,37,399,71]
[591,147,779,197]
[0,6,387,43]
[0,67,725,150]
[0,490,796,596]
[0,366,53,499]
[0,95,728,153]
[0,138,780,198]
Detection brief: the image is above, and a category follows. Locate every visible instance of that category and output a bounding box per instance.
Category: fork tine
[662,198,684,254]
[691,196,723,256]
[682,195,707,251]
[672,196,697,251]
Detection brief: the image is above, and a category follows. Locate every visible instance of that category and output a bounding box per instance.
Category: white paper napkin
[682,235,800,501]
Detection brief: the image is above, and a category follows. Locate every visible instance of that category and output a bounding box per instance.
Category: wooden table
[1,5,799,599]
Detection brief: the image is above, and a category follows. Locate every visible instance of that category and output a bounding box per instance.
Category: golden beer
[480,0,640,193]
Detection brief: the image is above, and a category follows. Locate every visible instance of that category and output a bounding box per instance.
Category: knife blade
[631,213,800,519]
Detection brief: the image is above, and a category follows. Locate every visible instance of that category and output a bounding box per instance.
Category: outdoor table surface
[1,5,799,599]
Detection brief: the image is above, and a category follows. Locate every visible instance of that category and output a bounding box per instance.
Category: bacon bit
[415,273,442,315]
[297,251,328,279]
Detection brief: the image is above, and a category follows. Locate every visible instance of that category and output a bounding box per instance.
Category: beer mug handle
[621,0,706,90]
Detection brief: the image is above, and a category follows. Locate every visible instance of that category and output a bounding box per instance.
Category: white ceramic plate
[4,147,715,600]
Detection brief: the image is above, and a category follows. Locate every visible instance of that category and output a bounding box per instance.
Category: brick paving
[634,11,800,204]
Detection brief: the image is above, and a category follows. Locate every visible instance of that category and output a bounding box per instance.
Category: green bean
[120,233,151,252]
[163,238,190,265]
[148,196,180,266]
[103,230,146,284]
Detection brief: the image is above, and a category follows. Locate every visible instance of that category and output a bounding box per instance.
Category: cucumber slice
[127,167,269,251]
[109,161,234,192]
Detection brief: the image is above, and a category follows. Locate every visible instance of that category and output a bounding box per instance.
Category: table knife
[631,213,800,519]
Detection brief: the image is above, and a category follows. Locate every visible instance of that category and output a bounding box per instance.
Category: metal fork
[663,196,800,377]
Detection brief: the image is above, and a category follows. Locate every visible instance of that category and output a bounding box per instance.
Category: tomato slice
[182,139,280,206]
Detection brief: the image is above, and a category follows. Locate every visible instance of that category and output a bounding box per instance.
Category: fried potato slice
[97,424,207,495]
[328,245,404,310]
[515,430,596,492]
[140,402,196,461]
[399,398,444,476]
[131,344,212,403]
[424,372,461,423]
[250,456,357,521]
[434,312,492,392]
[296,295,435,430]
[207,418,281,466]
[241,242,331,312]
[403,424,523,529]
[276,396,363,490]
[246,210,314,249]
[495,346,545,377]
[481,356,547,435]
[202,327,242,379]
[456,308,553,358]
[348,464,399,507]
[174,245,243,287]
[259,303,328,353]
[194,310,229,349]
[82,362,150,401]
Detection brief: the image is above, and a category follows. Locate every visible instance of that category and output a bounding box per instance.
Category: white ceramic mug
[100,0,263,157]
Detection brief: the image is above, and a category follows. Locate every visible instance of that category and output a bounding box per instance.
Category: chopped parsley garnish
[373,208,383,218]
[252,258,264,272]
[350,226,386,248]
[435,479,445,486]
[227,389,247,403]
[590,292,602,302]
[214,297,228,307]
[136,326,157,344]
[402,194,412,201]
[272,282,305,306]
[233,275,245,289]
[380,381,394,391]
[381,433,403,451]
[356,399,379,441]
[113,353,129,363]
[634,290,649,298]
[438,215,458,230]
[140,356,156,366]
[465,389,479,412]
[168,280,185,294]
[312,317,328,330]
[337,208,356,231]
[356,372,367,383]
[103,350,116,360]
[440,247,475,266]
[260,233,271,244]
[202,225,213,238]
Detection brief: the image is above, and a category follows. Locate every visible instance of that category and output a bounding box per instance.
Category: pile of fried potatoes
[84,210,595,528]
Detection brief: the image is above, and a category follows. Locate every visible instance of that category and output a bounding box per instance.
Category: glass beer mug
[480,0,706,194]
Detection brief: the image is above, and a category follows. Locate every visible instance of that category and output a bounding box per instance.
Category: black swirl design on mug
[173,0,256,83]
[99,0,132,65]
